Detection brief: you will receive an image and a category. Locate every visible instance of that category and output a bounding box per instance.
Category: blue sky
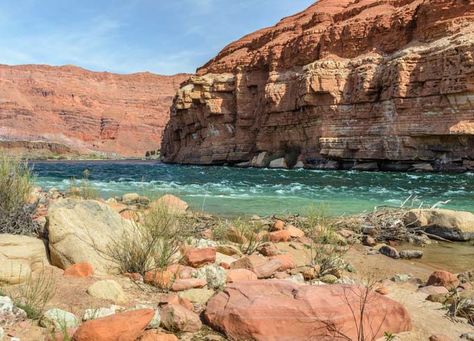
[0,0,314,75]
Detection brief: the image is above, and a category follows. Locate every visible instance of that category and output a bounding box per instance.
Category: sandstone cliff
[162,0,474,171]
[0,64,189,158]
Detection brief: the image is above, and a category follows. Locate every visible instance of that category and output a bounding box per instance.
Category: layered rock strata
[162,0,474,171]
[0,65,189,158]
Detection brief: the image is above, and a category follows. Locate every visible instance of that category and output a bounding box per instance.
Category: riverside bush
[0,154,39,235]
[107,204,185,275]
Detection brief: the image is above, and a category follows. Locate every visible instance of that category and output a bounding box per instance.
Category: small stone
[83,307,116,321]
[287,273,305,284]
[429,334,453,341]
[253,259,283,279]
[159,294,194,311]
[320,274,338,284]
[375,286,389,295]
[178,288,215,305]
[391,274,412,282]
[286,225,305,238]
[139,330,178,341]
[86,280,127,303]
[426,293,448,303]
[426,271,459,289]
[268,230,291,243]
[194,264,227,289]
[160,304,202,333]
[183,248,216,268]
[399,250,423,259]
[41,308,78,329]
[269,254,296,271]
[272,220,286,231]
[144,270,174,289]
[171,278,207,292]
[257,243,280,257]
[302,267,316,281]
[379,245,400,259]
[417,285,449,295]
[64,263,94,278]
[227,269,258,283]
[362,235,376,247]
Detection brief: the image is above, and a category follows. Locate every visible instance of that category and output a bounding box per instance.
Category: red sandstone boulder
[63,263,93,278]
[426,271,459,289]
[158,294,194,311]
[204,281,412,341]
[72,309,153,341]
[253,259,283,279]
[230,254,267,272]
[183,248,216,268]
[227,269,258,283]
[270,254,296,271]
[144,270,174,289]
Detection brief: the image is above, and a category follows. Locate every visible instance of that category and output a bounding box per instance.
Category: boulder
[270,254,296,271]
[268,230,291,243]
[253,259,283,279]
[158,294,194,311]
[64,263,94,278]
[194,264,227,289]
[183,247,216,268]
[399,250,423,259]
[86,280,127,303]
[404,209,474,241]
[144,270,174,289]
[152,194,188,213]
[0,234,49,284]
[122,193,140,204]
[82,307,116,321]
[73,309,154,341]
[178,288,215,304]
[269,158,288,169]
[47,199,133,274]
[160,304,202,333]
[204,281,412,341]
[286,225,305,238]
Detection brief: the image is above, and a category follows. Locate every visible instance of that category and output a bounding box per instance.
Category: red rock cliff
[162,0,474,171]
[0,64,189,158]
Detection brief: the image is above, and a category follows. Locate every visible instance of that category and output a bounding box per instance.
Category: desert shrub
[0,154,39,235]
[107,204,184,275]
[230,218,267,255]
[445,289,474,325]
[67,169,99,200]
[8,268,56,320]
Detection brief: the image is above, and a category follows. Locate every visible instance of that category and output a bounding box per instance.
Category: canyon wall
[0,64,189,158]
[162,0,474,171]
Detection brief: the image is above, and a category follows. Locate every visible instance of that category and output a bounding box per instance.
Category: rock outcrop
[162,0,474,171]
[0,64,189,158]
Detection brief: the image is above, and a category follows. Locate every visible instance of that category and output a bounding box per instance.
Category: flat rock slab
[204,280,412,341]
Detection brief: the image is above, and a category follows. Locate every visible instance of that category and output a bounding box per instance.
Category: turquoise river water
[32,160,474,217]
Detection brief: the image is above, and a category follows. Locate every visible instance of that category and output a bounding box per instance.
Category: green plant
[106,204,184,275]
[0,154,39,235]
[232,218,267,255]
[9,268,56,320]
[67,169,99,199]
[384,332,396,341]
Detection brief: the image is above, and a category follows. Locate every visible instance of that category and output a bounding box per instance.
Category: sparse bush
[67,169,99,200]
[8,268,56,320]
[445,289,474,325]
[0,154,39,235]
[231,218,267,255]
[107,204,185,275]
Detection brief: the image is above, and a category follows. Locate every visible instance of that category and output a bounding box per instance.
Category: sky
[0,0,314,75]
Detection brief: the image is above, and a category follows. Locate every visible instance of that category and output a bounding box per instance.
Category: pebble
[399,250,423,259]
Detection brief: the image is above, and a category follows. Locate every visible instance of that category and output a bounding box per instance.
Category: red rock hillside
[161,0,474,172]
[0,64,189,158]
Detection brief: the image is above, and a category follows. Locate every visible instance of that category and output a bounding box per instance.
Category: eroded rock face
[204,280,412,341]
[162,0,474,170]
[0,65,189,158]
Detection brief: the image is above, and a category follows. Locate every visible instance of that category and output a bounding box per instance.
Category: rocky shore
[0,187,473,341]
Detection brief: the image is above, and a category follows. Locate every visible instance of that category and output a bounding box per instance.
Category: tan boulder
[0,234,49,284]
[404,209,474,241]
[227,269,258,283]
[86,280,127,303]
[47,199,133,274]
[204,281,412,341]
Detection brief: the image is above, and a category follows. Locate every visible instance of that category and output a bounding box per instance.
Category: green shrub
[0,154,39,235]
[107,204,184,275]
[9,268,56,320]
[232,218,267,255]
[67,169,99,200]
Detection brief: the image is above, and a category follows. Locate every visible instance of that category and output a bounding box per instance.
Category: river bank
[1,187,473,340]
